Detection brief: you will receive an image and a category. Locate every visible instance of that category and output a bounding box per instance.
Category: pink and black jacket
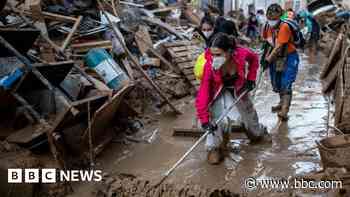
[195,46,259,124]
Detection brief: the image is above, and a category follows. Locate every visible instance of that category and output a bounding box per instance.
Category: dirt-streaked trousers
[205,90,266,150]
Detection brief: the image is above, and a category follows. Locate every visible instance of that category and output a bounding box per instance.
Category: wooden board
[163,41,196,48]
[178,61,195,69]
[174,56,198,64]
[322,59,341,93]
[164,41,202,90]
[135,25,152,55]
[170,45,199,52]
[320,33,343,79]
[81,85,133,152]
[6,123,49,145]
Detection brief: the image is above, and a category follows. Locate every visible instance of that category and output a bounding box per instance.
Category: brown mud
[68,52,330,197]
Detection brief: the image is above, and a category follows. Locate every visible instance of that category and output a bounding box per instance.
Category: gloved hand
[202,122,217,135]
[243,80,256,92]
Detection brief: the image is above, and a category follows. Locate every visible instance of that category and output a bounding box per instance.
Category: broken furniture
[163,41,203,91]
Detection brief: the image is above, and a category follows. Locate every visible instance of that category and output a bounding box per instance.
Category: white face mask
[203,30,213,38]
[212,56,226,70]
[267,19,279,27]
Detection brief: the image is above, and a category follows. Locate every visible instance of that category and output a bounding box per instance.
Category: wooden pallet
[164,41,203,90]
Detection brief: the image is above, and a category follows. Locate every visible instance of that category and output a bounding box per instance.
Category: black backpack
[281,19,306,49]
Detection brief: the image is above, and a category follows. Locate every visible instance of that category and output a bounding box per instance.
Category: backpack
[194,52,206,81]
[281,19,306,49]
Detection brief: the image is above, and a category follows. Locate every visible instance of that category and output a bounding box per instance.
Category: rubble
[316,3,350,194]
[0,0,206,195]
[95,174,240,197]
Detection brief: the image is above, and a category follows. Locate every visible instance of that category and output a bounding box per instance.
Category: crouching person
[195,33,269,165]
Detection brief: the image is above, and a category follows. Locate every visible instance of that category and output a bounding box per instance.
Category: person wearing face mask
[198,13,215,48]
[196,33,270,165]
[194,16,239,81]
[262,4,300,121]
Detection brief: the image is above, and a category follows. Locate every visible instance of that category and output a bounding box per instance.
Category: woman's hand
[202,122,218,135]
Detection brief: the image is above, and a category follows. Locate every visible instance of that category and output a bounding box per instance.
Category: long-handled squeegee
[151,90,248,189]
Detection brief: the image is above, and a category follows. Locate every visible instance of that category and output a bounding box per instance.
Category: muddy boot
[220,132,231,157]
[248,126,272,144]
[260,126,272,143]
[278,94,292,121]
[271,93,283,113]
[207,149,222,165]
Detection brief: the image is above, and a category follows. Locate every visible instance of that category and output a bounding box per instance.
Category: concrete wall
[343,0,350,8]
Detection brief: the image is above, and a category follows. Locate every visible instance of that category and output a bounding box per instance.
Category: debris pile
[319,1,350,134]
[0,0,208,196]
[313,2,350,196]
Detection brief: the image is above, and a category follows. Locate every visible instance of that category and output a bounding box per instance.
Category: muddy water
[75,52,329,196]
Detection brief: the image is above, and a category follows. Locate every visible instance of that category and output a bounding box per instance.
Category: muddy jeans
[205,90,266,150]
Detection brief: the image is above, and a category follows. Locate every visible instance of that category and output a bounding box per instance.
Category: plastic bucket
[85,48,129,91]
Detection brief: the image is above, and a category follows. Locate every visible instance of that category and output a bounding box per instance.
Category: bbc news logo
[8,169,103,183]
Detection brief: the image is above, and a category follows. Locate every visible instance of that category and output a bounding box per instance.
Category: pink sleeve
[245,48,259,81]
[195,63,212,124]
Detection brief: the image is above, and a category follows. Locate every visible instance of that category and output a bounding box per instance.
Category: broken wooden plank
[320,33,343,79]
[183,69,194,75]
[186,75,196,81]
[61,15,83,51]
[173,127,203,137]
[112,0,121,16]
[81,85,133,152]
[135,34,181,74]
[168,50,201,58]
[120,1,144,7]
[142,16,186,40]
[135,25,153,55]
[163,41,196,48]
[170,45,200,52]
[23,11,78,23]
[71,41,113,53]
[29,0,43,20]
[174,56,198,63]
[322,58,343,93]
[177,61,195,69]
[121,58,135,80]
[29,0,48,35]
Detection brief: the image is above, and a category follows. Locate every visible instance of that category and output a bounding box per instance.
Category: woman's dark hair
[211,33,236,52]
[214,17,239,37]
[200,12,215,28]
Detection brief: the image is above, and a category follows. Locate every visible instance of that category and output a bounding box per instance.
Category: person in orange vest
[262,4,300,121]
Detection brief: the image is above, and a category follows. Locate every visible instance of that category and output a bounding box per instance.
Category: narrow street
[70,51,330,196]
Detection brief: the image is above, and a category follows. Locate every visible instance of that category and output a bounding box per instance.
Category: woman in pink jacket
[196,33,269,164]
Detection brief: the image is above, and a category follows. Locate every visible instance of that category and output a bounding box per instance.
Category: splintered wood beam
[61,15,83,51]
[142,16,187,40]
[22,11,78,23]
[135,34,181,74]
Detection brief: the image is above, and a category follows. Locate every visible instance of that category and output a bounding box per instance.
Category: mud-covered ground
[67,52,334,197]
